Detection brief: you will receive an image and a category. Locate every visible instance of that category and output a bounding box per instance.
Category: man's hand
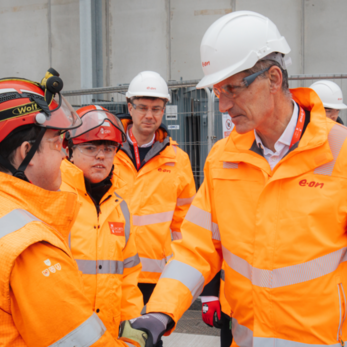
[119,313,170,347]
[201,300,223,329]
[119,320,149,347]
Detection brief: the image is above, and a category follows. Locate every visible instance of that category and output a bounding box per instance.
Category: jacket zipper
[338,283,346,346]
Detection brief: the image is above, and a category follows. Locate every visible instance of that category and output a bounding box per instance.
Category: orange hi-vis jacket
[113,116,196,283]
[0,173,128,346]
[60,159,143,339]
[146,88,347,346]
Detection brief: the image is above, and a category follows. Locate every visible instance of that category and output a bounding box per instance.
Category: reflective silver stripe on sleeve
[75,259,124,275]
[223,246,347,288]
[221,269,225,281]
[177,195,196,207]
[233,317,341,347]
[124,254,140,268]
[140,257,167,273]
[115,192,130,244]
[133,211,174,226]
[172,231,182,240]
[223,162,238,169]
[160,259,204,301]
[185,205,220,240]
[0,209,41,240]
[314,124,347,176]
[49,312,106,347]
[165,162,175,167]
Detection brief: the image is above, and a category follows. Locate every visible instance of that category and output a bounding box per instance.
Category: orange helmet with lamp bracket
[63,105,126,156]
[0,68,82,181]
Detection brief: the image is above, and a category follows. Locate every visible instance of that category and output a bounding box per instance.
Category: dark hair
[0,125,42,173]
[243,59,289,93]
[126,96,167,108]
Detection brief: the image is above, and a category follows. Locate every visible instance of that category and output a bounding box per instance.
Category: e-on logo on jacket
[109,222,125,236]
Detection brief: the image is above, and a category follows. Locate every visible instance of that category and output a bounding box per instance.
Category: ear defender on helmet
[40,68,64,106]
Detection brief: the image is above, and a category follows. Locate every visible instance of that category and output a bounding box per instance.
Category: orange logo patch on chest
[109,222,125,236]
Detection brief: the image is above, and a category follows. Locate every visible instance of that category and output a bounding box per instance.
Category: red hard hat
[0,77,82,142]
[64,105,126,147]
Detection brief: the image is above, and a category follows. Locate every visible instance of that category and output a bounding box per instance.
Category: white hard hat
[126,71,171,102]
[196,11,291,89]
[309,80,347,110]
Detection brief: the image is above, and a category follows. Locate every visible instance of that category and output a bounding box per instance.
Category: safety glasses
[213,66,271,100]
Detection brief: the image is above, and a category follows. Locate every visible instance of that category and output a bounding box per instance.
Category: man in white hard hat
[119,11,347,347]
[113,71,196,346]
[310,80,347,124]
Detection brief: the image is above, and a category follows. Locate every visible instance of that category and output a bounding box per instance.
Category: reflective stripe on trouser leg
[160,259,204,301]
[115,192,131,244]
[49,313,106,347]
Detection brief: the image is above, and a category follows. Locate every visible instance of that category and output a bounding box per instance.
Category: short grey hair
[243,59,291,98]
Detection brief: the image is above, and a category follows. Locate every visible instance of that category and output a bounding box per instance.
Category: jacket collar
[118,114,177,167]
[0,172,79,241]
[60,159,126,196]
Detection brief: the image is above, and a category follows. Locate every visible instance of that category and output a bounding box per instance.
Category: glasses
[74,144,118,158]
[28,135,63,152]
[213,66,271,100]
[131,103,164,115]
[46,136,64,151]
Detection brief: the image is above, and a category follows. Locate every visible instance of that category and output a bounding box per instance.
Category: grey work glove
[119,313,172,347]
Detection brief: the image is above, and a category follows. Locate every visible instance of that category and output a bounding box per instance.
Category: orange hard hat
[0,68,82,181]
[64,105,125,148]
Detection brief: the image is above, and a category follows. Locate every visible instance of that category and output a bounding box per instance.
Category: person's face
[215,69,275,134]
[26,129,65,191]
[70,142,115,183]
[128,98,165,136]
[325,108,340,122]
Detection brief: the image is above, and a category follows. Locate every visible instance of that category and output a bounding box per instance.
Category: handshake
[119,313,172,347]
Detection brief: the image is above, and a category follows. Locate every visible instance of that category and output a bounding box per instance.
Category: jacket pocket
[337,283,346,345]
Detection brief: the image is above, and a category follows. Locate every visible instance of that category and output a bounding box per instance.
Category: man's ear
[268,66,283,94]
[128,103,134,117]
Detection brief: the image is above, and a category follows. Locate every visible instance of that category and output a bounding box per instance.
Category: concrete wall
[1,0,346,95]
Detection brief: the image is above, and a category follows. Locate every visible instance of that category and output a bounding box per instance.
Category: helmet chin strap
[0,127,46,182]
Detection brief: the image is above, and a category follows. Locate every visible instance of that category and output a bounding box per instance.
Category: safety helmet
[0,68,82,181]
[196,11,291,89]
[64,105,126,151]
[309,80,347,110]
[126,71,171,102]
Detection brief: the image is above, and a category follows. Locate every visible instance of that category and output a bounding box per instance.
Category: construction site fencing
[63,74,347,189]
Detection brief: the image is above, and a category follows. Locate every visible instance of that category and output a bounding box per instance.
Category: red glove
[201,300,222,328]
